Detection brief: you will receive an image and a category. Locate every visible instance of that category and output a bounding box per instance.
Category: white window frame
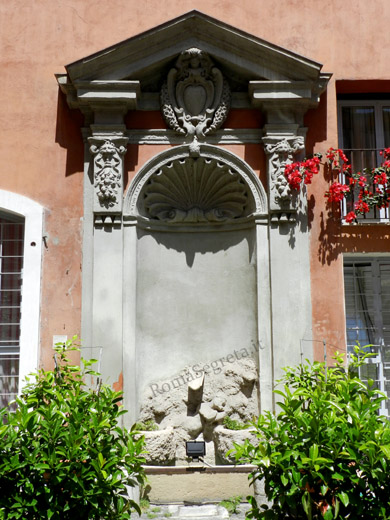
[0,190,43,394]
[344,254,390,416]
[337,99,390,222]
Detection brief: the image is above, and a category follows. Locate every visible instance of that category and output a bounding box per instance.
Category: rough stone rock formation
[138,357,258,464]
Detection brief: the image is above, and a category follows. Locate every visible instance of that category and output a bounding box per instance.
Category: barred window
[0,213,24,408]
[338,99,390,221]
[344,257,390,415]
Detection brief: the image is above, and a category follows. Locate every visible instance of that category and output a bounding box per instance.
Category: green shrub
[219,495,242,515]
[223,416,248,431]
[0,337,146,520]
[232,348,390,519]
[134,420,159,432]
[139,498,150,512]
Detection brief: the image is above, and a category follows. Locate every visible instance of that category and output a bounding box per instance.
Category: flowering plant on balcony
[284,155,322,190]
[284,147,390,223]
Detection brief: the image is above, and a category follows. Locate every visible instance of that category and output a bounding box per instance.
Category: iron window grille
[0,213,24,409]
[337,99,390,222]
[344,257,390,416]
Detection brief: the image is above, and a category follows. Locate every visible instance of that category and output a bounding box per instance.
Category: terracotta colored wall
[1,0,389,368]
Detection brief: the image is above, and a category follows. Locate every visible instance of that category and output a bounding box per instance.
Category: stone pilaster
[249,79,325,222]
[262,125,306,220]
[88,132,128,219]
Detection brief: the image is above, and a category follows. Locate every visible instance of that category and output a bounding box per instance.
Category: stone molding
[123,144,267,227]
[94,214,122,228]
[56,12,331,227]
[126,128,263,145]
[136,92,251,111]
[249,78,330,123]
[262,125,306,216]
[88,135,128,216]
[61,11,328,88]
[160,48,230,140]
[56,77,140,115]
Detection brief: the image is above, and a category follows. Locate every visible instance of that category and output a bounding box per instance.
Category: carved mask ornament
[161,48,231,141]
[90,140,127,209]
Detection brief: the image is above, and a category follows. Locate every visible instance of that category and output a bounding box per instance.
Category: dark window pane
[383,107,390,147]
[342,106,376,150]
[0,216,24,408]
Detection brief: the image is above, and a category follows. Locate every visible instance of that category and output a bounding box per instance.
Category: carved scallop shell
[141,157,249,223]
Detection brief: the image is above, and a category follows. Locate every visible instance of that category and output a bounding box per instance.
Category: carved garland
[89,139,127,210]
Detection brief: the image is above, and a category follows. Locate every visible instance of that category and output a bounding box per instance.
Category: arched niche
[122,144,272,443]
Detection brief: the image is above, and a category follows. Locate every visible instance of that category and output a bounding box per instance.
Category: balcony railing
[341,148,389,222]
[348,345,390,417]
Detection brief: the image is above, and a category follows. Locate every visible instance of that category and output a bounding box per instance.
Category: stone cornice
[56,76,140,112]
[125,128,263,144]
[63,11,325,85]
[249,76,331,123]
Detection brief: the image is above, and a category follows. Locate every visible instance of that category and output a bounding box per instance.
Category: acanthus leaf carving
[160,48,231,141]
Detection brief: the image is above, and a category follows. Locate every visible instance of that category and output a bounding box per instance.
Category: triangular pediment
[63,11,327,92]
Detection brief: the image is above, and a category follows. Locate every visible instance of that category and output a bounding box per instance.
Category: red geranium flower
[325,182,350,203]
[345,211,357,223]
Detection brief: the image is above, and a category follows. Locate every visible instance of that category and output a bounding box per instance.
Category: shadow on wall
[136,227,256,268]
[304,90,329,151]
[55,91,84,177]
[316,211,390,266]
[276,194,313,250]
[317,210,342,265]
[340,226,390,254]
[316,162,344,266]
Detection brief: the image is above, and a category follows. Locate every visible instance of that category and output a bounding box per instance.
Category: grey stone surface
[59,11,329,94]
[123,144,267,218]
[69,11,326,439]
[262,127,305,215]
[141,157,249,222]
[199,403,218,423]
[89,136,128,215]
[138,357,259,464]
[161,48,230,139]
[141,429,176,465]
[138,503,251,520]
[125,128,263,145]
[180,415,203,437]
[213,427,257,464]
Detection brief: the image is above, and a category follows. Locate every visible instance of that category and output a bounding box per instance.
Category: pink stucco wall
[1,1,389,367]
